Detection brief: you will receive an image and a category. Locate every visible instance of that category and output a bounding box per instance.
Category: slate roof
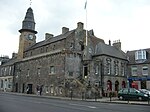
[25,30,75,51]
[127,48,150,64]
[94,42,127,60]
[0,58,18,66]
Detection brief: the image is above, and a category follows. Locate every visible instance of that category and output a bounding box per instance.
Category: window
[135,50,147,60]
[1,80,3,88]
[70,43,74,49]
[27,69,30,77]
[8,78,12,88]
[53,45,55,50]
[37,68,40,75]
[132,66,137,76]
[142,66,148,76]
[50,86,54,94]
[95,65,99,75]
[121,64,125,76]
[46,47,48,52]
[41,48,44,53]
[50,66,55,74]
[45,86,49,93]
[9,66,11,75]
[106,59,111,75]
[69,72,73,77]
[4,67,7,76]
[84,65,88,78]
[114,61,119,75]
[108,64,111,74]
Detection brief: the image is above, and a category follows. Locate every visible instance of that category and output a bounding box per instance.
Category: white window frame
[142,66,148,76]
[132,66,137,76]
[135,50,146,60]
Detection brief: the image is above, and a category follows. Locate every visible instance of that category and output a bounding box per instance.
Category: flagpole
[85,0,88,46]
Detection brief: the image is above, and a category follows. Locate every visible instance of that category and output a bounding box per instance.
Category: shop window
[141,81,146,89]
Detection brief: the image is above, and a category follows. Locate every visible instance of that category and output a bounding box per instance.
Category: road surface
[0,93,149,112]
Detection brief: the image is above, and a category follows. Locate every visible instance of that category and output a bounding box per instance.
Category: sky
[0,0,150,58]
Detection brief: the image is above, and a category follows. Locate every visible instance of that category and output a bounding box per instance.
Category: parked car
[118,88,149,101]
[139,89,150,96]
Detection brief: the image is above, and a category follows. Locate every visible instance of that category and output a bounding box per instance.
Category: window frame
[50,66,55,74]
[131,66,137,76]
[135,50,147,60]
[142,66,148,76]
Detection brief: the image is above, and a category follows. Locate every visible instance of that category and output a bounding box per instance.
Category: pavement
[2,92,150,106]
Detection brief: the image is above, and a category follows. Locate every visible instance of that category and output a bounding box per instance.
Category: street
[0,92,149,112]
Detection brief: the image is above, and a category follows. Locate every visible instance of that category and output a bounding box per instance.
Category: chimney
[77,22,84,30]
[45,33,53,40]
[113,40,121,50]
[62,27,69,34]
[12,53,18,59]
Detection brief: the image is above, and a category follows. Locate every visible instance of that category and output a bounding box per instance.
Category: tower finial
[30,0,32,6]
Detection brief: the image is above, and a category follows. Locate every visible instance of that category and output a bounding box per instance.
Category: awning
[128,77,150,81]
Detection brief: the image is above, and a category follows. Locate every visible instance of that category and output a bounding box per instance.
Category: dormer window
[135,50,147,60]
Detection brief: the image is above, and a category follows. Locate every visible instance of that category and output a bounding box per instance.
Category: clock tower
[17,7,37,59]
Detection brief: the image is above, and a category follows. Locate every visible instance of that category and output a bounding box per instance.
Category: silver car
[139,89,150,96]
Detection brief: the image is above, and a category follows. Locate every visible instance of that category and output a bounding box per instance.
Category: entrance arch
[107,80,112,91]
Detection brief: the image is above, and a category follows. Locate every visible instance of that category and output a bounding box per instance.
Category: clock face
[28,34,34,40]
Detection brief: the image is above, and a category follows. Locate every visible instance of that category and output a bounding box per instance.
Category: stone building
[127,49,150,90]
[0,7,128,98]
[0,55,16,92]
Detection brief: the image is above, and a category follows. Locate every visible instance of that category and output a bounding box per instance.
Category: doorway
[141,81,146,89]
[22,83,25,93]
[15,83,18,92]
[115,81,119,91]
[27,84,33,94]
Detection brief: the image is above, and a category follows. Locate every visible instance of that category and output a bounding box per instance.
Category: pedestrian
[39,86,43,96]
[36,85,40,95]
[26,86,29,94]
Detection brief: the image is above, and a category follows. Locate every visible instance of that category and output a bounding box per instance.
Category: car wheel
[138,97,142,101]
[119,96,123,100]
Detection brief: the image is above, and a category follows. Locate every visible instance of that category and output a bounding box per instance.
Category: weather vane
[30,0,32,6]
